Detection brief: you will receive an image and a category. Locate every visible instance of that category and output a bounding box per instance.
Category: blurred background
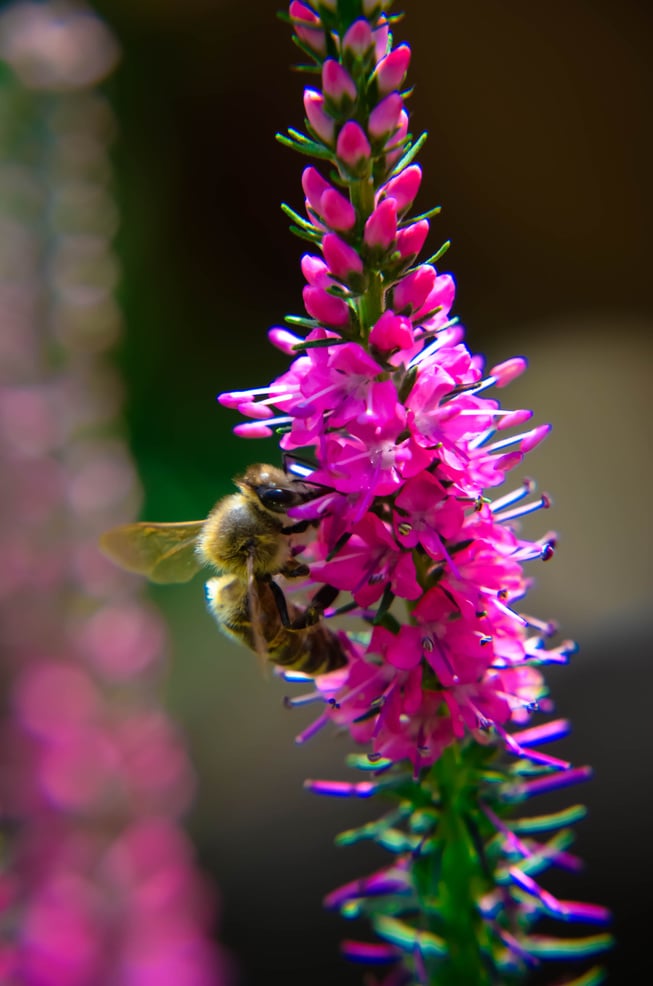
[2,0,652,983]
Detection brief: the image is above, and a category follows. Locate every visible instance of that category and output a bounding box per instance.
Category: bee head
[236,463,317,515]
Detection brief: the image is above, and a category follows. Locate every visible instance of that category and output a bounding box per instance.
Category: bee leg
[263,575,292,628]
[279,557,310,578]
[289,583,340,629]
[281,519,311,535]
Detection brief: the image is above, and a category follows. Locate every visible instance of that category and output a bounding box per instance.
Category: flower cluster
[220,0,556,772]
[0,4,226,982]
[220,1,611,982]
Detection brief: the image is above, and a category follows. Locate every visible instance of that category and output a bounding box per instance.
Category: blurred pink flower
[0,4,227,982]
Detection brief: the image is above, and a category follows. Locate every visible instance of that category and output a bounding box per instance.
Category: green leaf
[408,204,442,224]
[389,130,429,177]
[523,933,613,959]
[373,915,446,957]
[512,804,588,834]
[425,239,451,266]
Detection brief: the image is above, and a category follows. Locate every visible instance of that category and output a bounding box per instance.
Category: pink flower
[311,511,421,607]
[237,5,611,980]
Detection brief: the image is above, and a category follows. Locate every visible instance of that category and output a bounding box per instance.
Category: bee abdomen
[270,623,348,676]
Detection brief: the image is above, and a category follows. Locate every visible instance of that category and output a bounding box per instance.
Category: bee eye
[259,487,296,509]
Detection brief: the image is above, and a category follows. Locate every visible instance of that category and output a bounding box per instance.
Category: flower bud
[369,92,403,141]
[342,18,374,59]
[302,167,356,232]
[336,121,371,175]
[369,311,413,352]
[392,265,436,314]
[384,109,408,166]
[301,253,330,287]
[372,44,411,96]
[396,219,429,259]
[363,197,397,251]
[322,59,356,108]
[289,1,326,55]
[321,189,356,232]
[373,20,390,61]
[302,165,330,213]
[420,273,455,320]
[303,89,334,145]
[322,233,364,281]
[381,164,422,213]
[303,285,351,327]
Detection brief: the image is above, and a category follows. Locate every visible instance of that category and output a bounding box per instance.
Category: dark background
[83,1,652,982]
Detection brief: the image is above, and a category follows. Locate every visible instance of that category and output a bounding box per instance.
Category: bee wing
[99,521,206,584]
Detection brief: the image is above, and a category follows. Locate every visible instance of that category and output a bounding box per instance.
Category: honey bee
[99,463,346,674]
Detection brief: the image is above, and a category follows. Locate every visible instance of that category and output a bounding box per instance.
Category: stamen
[283,690,324,708]
[494,493,551,524]
[490,478,536,513]
[520,614,558,636]
[218,386,272,407]
[407,325,463,368]
[295,711,330,744]
[511,719,571,746]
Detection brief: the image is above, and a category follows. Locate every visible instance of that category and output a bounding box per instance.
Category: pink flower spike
[381,164,422,213]
[396,219,429,259]
[369,311,413,353]
[364,197,397,251]
[322,59,357,107]
[491,356,528,387]
[342,18,374,58]
[373,44,411,96]
[321,188,357,232]
[289,1,326,55]
[303,89,335,145]
[369,92,404,141]
[303,285,351,327]
[337,121,372,174]
[322,233,363,281]
[392,264,436,314]
[268,327,303,354]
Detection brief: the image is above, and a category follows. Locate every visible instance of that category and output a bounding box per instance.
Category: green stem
[425,745,492,986]
[350,177,384,338]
